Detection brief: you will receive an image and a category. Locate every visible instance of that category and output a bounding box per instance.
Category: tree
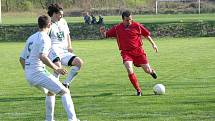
[39,0,58,10]
[0,0,1,23]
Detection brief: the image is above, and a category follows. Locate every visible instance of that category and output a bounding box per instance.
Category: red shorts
[121,48,148,67]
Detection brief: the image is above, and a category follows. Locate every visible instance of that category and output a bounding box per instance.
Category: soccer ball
[153,84,165,95]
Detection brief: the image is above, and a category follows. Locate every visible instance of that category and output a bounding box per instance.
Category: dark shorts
[121,47,148,67]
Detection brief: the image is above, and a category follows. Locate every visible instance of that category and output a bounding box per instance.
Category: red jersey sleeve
[106,25,117,38]
[139,24,151,37]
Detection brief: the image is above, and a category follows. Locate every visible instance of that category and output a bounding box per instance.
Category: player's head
[122,10,133,26]
[47,3,63,21]
[38,15,51,29]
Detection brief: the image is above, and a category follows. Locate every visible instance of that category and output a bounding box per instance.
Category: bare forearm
[99,26,107,38]
[19,57,25,70]
[147,36,156,46]
[146,36,158,52]
[40,54,68,75]
[39,54,59,71]
[67,34,72,49]
[101,31,107,37]
[67,34,73,52]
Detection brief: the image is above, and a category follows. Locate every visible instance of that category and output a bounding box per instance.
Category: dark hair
[47,3,63,17]
[122,10,131,19]
[38,15,51,29]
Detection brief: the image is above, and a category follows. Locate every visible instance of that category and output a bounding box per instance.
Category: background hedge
[0,21,215,41]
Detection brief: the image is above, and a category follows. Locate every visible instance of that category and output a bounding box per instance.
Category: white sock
[45,95,55,121]
[63,66,80,85]
[53,72,60,80]
[61,93,77,120]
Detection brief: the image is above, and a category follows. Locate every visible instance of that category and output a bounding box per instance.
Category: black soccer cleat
[62,83,70,88]
[150,72,157,79]
[136,91,142,96]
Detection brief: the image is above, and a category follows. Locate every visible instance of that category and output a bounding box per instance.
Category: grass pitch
[2,13,215,25]
[0,37,215,121]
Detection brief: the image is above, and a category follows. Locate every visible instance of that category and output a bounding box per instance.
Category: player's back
[21,32,51,72]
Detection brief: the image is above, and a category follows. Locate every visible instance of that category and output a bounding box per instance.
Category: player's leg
[133,49,157,79]
[140,63,157,79]
[58,90,78,121]
[61,53,84,87]
[35,72,78,121]
[45,91,56,121]
[48,49,61,79]
[53,59,61,79]
[34,86,56,121]
[46,83,77,121]
[124,61,142,96]
[46,84,78,121]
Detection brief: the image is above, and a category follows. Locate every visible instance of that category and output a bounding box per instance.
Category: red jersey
[106,22,151,51]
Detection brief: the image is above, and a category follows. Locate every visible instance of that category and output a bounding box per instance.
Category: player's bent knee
[79,58,84,66]
[75,57,84,68]
[47,91,55,96]
[69,56,84,67]
[58,88,70,96]
[127,68,133,74]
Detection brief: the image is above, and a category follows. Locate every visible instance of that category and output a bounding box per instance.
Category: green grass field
[0,37,215,121]
[2,13,215,25]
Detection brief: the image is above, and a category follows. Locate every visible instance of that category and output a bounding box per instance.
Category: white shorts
[48,48,76,66]
[25,69,66,94]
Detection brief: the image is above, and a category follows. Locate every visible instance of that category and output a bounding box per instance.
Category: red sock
[128,73,142,92]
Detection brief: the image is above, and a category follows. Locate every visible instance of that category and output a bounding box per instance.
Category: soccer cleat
[62,83,70,88]
[136,91,142,96]
[150,72,157,79]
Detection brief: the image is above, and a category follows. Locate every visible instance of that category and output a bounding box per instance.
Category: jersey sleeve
[139,24,151,37]
[106,25,117,37]
[20,37,32,60]
[20,44,28,60]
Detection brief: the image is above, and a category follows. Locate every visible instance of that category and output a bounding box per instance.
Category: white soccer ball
[153,84,165,95]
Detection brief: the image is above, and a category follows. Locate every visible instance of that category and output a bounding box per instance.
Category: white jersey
[20,31,67,93]
[20,31,51,72]
[48,18,76,65]
[49,18,70,50]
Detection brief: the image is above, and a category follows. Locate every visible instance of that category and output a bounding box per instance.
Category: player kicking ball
[19,15,79,121]
[47,3,83,88]
[100,10,158,96]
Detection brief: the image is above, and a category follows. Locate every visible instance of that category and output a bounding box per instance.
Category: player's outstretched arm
[99,26,107,37]
[39,53,68,75]
[146,36,158,53]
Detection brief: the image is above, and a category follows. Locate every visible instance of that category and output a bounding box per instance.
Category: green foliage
[1,0,215,14]
[17,1,33,11]
[0,38,215,120]
[1,21,215,41]
[1,14,215,41]
[125,0,146,7]
[1,0,33,12]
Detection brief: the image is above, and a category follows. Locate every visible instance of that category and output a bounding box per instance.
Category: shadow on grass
[0,93,114,102]
[124,94,155,97]
[0,93,162,102]
[72,92,114,98]
[0,96,45,102]
[73,93,156,98]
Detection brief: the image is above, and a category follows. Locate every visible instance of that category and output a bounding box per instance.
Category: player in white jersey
[47,4,84,88]
[19,15,79,121]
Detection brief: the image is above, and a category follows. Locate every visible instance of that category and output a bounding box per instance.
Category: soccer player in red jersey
[100,10,158,96]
